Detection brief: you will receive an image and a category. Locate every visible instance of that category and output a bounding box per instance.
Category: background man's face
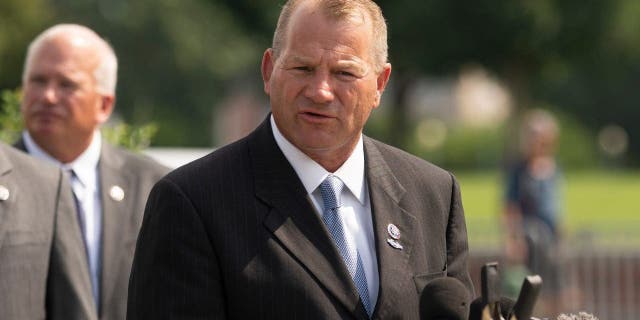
[21,37,108,146]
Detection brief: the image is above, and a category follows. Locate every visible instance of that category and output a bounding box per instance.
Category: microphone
[469,296,515,320]
[469,262,543,320]
[419,277,471,320]
[469,262,516,320]
[509,275,542,320]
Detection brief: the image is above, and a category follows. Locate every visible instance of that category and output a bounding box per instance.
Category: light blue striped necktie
[319,175,372,317]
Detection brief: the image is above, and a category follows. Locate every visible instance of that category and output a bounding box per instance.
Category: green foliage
[45,0,266,147]
[387,107,600,170]
[0,0,53,90]
[0,87,157,151]
[1,0,640,164]
[440,125,506,169]
[0,89,23,143]
[408,124,506,170]
[554,112,599,169]
[102,122,158,152]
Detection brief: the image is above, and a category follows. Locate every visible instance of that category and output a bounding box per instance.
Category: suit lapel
[250,119,367,318]
[98,143,131,314]
[363,138,418,319]
[13,138,27,152]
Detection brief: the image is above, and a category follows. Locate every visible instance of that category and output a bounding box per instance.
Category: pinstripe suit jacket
[0,142,95,320]
[15,139,169,320]
[128,117,473,319]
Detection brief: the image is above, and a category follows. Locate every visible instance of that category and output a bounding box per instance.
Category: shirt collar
[23,130,102,189]
[270,114,366,204]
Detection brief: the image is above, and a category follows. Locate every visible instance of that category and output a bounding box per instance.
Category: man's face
[21,37,112,148]
[262,4,391,167]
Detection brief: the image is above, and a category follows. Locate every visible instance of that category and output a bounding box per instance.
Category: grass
[453,169,640,249]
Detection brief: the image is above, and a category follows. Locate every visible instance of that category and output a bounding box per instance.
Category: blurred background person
[0,142,96,320]
[15,24,169,320]
[502,109,564,315]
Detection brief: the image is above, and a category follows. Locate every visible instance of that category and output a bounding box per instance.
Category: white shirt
[23,130,102,304]
[270,115,379,307]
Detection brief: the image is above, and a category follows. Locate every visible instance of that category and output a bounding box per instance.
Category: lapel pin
[0,185,9,201]
[387,223,401,240]
[109,185,125,202]
[386,238,403,250]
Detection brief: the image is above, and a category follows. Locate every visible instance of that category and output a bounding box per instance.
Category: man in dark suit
[128,0,473,319]
[16,24,169,320]
[0,142,96,320]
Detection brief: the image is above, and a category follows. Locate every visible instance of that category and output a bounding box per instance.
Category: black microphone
[468,262,514,320]
[469,296,515,320]
[419,277,471,320]
[509,275,542,320]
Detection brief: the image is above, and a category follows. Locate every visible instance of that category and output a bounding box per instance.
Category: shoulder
[0,143,60,183]
[101,143,171,179]
[364,137,454,185]
[164,137,250,186]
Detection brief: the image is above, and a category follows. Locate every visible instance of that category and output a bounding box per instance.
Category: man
[16,24,169,320]
[503,109,563,314]
[0,142,95,320]
[128,1,473,319]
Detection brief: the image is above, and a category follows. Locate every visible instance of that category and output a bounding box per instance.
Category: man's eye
[336,71,359,80]
[29,76,47,85]
[338,71,355,77]
[293,66,312,72]
[60,80,77,89]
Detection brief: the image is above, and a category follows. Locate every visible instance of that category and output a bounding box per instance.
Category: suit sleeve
[127,178,226,319]
[47,171,97,320]
[446,173,475,296]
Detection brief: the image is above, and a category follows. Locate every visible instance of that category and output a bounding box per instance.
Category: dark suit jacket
[0,142,96,320]
[128,118,473,319]
[15,139,169,320]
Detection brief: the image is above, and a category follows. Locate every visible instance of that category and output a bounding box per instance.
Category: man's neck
[24,130,96,164]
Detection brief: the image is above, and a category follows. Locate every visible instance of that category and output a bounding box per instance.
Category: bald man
[15,24,169,320]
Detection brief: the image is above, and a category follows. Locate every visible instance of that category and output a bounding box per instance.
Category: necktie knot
[320,175,345,211]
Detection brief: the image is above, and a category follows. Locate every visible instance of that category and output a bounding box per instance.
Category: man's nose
[304,72,334,104]
[42,84,59,104]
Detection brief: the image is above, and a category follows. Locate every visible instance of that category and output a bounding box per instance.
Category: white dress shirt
[23,130,102,304]
[270,115,379,307]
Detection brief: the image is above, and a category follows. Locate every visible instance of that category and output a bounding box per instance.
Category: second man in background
[16,24,169,320]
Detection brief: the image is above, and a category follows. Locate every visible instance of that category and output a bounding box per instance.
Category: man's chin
[296,135,336,151]
[28,124,63,139]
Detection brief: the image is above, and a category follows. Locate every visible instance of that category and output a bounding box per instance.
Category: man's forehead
[285,51,368,66]
[33,36,98,64]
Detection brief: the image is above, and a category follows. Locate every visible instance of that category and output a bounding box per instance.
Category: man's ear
[373,63,392,107]
[261,48,275,95]
[96,95,114,124]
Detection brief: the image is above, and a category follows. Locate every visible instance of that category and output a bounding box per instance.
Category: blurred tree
[2,0,639,164]
[0,89,23,144]
[0,0,53,90]
[4,0,266,147]
[376,0,640,164]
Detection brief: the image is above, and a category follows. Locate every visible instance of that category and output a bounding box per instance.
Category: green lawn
[453,170,640,248]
